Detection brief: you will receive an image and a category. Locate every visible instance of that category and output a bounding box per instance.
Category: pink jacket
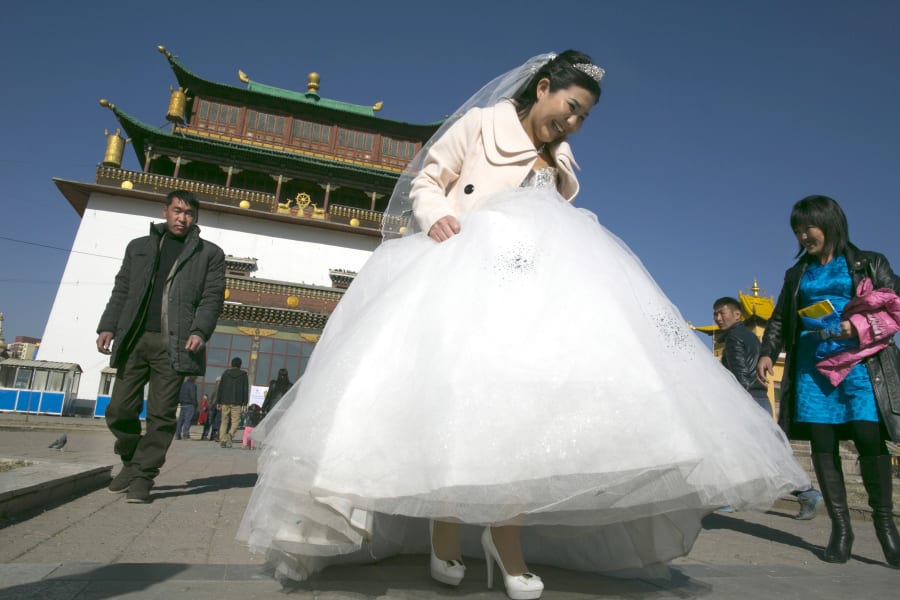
[817,277,900,385]
[410,100,580,233]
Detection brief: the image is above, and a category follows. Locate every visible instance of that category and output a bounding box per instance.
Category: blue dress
[795,255,878,423]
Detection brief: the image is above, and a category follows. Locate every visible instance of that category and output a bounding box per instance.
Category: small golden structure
[286,296,300,308]
[102,128,129,168]
[166,85,189,124]
[349,218,360,227]
[239,200,251,209]
[307,72,320,94]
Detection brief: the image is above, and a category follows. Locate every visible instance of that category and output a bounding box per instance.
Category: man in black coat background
[713,296,822,520]
[96,190,225,503]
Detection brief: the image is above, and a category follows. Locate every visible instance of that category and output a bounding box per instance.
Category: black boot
[858,455,900,568]
[812,452,854,563]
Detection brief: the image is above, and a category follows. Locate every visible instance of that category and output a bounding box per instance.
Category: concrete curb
[0,457,112,519]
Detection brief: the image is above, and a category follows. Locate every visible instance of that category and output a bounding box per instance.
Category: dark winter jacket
[178,379,198,407]
[216,367,249,406]
[760,244,900,441]
[97,222,225,375]
[262,374,292,414]
[720,321,769,398]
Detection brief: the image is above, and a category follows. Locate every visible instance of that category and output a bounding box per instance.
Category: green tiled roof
[104,103,402,192]
[158,46,441,136]
[245,81,375,117]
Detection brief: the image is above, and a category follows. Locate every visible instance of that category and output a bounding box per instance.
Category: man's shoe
[108,464,136,494]
[126,477,153,504]
[795,489,823,520]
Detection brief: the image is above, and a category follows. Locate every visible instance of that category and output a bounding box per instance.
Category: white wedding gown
[238,168,809,581]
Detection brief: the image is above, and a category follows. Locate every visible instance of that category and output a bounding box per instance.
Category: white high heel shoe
[481,527,543,600]
[429,520,466,586]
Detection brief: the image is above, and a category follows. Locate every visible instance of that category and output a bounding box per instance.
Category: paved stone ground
[0,415,898,599]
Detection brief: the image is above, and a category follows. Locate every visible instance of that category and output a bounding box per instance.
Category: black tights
[808,420,890,458]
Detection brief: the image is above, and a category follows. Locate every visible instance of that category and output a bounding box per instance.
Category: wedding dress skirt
[238,185,809,581]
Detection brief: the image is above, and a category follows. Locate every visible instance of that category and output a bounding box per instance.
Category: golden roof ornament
[752,279,760,296]
[102,128,130,168]
[157,45,172,59]
[372,101,383,111]
[238,69,250,84]
[166,85,189,124]
[307,72,320,94]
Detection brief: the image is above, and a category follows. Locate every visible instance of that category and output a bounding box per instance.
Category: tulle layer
[238,187,809,580]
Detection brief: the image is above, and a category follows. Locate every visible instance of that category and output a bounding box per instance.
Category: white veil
[380,53,556,239]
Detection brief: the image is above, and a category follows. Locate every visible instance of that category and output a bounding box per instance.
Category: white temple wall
[39,191,378,402]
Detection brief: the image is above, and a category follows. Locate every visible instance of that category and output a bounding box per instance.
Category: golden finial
[157,45,171,58]
[752,279,760,297]
[372,101,383,111]
[238,69,249,84]
[99,98,116,111]
[307,72,320,94]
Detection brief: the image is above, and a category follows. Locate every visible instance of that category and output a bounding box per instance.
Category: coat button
[463,184,474,194]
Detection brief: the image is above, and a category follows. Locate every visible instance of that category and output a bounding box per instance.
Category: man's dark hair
[789,195,849,259]
[231,357,242,368]
[713,297,742,313]
[166,189,199,212]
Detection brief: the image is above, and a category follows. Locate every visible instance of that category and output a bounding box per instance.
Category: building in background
[7,336,41,360]
[34,45,440,414]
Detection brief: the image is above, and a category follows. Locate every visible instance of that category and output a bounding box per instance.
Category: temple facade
[37,46,440,409]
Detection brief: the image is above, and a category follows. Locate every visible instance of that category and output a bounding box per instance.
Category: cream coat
[410,100,581,233]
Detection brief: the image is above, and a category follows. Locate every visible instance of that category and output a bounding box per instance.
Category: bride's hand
[429,215,461,242]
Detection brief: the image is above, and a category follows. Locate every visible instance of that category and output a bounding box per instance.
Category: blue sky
[1,1,898,345]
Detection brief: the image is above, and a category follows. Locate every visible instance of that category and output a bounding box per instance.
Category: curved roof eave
[162,50,442,138]
[110,107,401,190]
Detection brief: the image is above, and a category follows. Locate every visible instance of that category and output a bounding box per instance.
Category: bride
[238,50,809,599]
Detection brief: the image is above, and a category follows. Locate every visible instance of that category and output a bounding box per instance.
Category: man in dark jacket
[96,190,225,503]
[217,356,249,448]
[713,296,822,520]
[175,376,198,440]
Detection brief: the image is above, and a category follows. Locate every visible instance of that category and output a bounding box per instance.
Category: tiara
[573,62,605,83]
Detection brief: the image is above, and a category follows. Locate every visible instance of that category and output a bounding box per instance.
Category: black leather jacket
[760,244,900,441]
[720,321,768,396]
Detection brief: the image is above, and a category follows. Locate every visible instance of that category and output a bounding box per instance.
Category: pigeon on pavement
[48,433,68,450]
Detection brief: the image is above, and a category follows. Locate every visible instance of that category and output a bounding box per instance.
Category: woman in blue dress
[758,195,900,568]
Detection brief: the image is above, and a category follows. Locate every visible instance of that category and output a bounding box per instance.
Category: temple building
[36,46,441,412]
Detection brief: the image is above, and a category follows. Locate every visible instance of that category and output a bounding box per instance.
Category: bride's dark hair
[512,50,602,118]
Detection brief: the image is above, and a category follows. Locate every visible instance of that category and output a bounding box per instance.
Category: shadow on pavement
[150,472,258,499]
[702,512,883,567]
[0,563,190,600]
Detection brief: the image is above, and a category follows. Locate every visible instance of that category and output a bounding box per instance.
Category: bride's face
[525,79,596,146]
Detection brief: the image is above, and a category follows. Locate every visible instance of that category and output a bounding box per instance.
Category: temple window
[293,119,331,145]
[337,128,373,152]
[381,137,416,160]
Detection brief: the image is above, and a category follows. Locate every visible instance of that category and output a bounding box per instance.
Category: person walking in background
[207,377,221,441]
[96,190,225,504]
[242,403,263,449]
[713,296,823,519]
[175,376,198,440]
[197,393,210,439]
[758,195,900,568]
[217,357,249,448]
[262,368,292,415]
